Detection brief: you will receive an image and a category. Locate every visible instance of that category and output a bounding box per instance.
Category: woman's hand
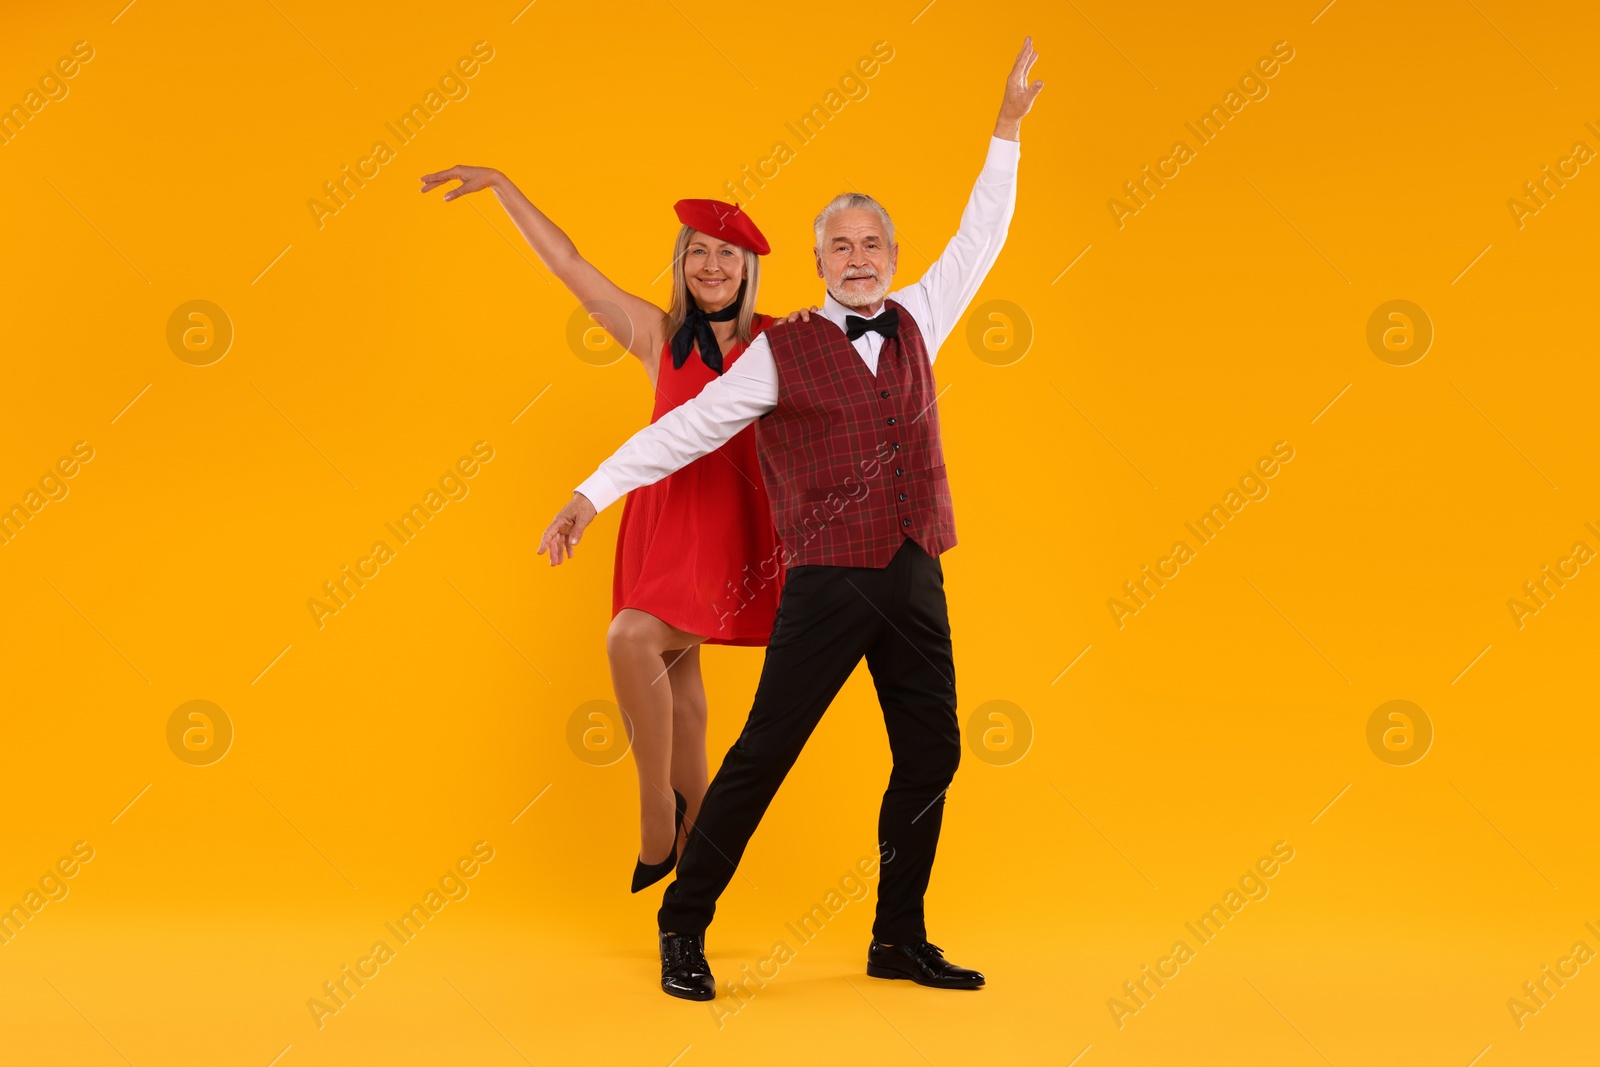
[537,493,598,566]
[420,165,503,201]
[422,165,666,365]
[783,305,820,324]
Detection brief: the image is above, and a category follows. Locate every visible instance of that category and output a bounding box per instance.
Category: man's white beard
[829,273,889,309]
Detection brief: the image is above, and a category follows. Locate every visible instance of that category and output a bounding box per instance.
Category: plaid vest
[755,299,956,568]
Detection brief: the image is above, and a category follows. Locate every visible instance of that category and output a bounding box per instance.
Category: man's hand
[537,492,598,566]
[783,305,820,324]
[994,36,1043,141]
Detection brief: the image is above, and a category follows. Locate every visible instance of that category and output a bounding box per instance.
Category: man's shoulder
[884,287,927,319]
[765,313,838,349]
[884,292,930,339]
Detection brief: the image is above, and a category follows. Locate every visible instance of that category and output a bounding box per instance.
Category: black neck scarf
[670,283,744,375]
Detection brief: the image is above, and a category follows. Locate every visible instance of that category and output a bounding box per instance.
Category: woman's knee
[607,611,662,659]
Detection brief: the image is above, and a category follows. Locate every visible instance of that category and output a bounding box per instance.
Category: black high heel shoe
[631,789,687,894]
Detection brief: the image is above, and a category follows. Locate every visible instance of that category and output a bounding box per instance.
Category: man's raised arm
[893,36,1043,358]
[537,335,779,565]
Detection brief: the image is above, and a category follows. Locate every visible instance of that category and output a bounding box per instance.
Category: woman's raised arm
[421,165,667,368]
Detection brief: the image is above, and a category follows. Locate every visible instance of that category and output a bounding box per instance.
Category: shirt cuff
[573,470,622,514]
[983,135,1021,179]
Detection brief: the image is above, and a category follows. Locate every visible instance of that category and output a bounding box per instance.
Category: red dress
[612,315,785,645]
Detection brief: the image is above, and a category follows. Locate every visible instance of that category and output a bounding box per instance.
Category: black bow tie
[844,307,899,342]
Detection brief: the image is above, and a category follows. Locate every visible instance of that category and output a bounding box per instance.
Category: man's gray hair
[812,192,895,248]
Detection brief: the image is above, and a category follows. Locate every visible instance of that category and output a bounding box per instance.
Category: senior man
[539,37,1043,1000]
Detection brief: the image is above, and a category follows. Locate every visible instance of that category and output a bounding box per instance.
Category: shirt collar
[821,292,888,331]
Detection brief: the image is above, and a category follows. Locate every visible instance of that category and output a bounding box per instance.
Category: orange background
[2,1,1597,1064]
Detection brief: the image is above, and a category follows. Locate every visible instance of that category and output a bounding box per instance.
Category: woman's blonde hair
[664,225,761,348]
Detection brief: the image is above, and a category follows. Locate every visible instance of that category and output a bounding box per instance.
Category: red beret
[673,199,770,256]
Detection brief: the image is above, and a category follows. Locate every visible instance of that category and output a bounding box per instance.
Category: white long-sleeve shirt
[574,135,1021,513]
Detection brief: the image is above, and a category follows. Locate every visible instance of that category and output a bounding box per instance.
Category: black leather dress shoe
[866,939,985,989]
[659,931,716,1001]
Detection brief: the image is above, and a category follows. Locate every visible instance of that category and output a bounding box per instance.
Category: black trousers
[658,536,960,944]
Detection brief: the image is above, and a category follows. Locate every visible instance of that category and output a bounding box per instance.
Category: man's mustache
[841,270,879,280]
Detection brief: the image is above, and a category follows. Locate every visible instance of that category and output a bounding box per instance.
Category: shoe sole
[661,983,716,1002]
[866,962,983,989]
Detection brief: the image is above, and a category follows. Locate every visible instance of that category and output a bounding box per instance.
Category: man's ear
[889,241,900,277]
[814,248,824,279]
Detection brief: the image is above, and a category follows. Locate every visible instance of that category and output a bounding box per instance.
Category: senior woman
[421,164,785,892]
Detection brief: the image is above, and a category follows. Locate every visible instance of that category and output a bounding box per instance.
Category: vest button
[898,493,907,501]
[901,518,912,527]
[894,467,903,476]
[891,443,900,451]
[880,390,890,398]
[886,417,897,425]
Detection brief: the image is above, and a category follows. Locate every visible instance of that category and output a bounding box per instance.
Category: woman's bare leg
[664,645,709,851]
[607,608,706,865]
